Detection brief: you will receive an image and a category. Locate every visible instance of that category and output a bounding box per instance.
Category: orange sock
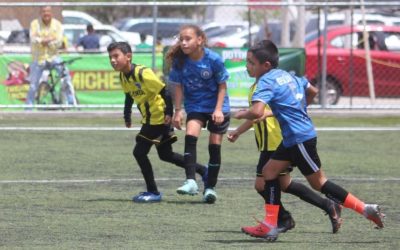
[264,204,280,227]
[343,193,365,215]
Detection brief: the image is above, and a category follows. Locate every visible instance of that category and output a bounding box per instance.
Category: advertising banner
[0,48,304,107]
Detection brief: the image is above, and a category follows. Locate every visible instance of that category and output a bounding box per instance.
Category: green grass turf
[0,114,399,249]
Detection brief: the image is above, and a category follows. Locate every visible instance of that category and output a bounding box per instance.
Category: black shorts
[137,124,177,146]
[272,137,321,176]
[186,112,230,134]
[256,151,293,177]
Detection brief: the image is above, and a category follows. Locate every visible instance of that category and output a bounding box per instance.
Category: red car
[305,25,400,104]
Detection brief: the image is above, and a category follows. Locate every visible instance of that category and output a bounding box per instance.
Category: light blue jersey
[168,48,230,113]
[252,69,316,147]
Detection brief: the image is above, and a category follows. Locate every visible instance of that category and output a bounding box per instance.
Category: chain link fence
[0,1,400,109]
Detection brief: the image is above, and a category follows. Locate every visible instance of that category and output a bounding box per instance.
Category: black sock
[133,141,157,193]
[207,144,221,188]
[264,178,281,205]
[184,135,198,180]
[321,180,349,205]
[286,181,330,212]
[156,144,206,176]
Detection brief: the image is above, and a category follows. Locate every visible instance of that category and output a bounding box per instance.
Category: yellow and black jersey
[120,64,166,125]
[249,83,282,152]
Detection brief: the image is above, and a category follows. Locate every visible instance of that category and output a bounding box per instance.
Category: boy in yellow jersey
[107,42,207,203]
[227,49,342,233]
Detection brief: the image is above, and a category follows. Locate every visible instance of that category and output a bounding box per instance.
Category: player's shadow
[164,200,208,205]
[81,198,205,204]
[83,198,132,202]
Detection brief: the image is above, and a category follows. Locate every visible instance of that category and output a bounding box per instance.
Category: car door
[368,30,400,96]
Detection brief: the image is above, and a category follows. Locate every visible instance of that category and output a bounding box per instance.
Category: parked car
[114,17,194,39]
[305,25,400,104]
[306,12,400,34]
[63,24,137,51]
[202,22,249,39]
[62,10,103,26]
[2,24,139,53]
[208,25,260,48]
[2,29,30,53]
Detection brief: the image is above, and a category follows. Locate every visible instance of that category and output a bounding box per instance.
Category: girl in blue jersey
[234,40,384,241]
[227,48,342,234]
[166,24,230,204]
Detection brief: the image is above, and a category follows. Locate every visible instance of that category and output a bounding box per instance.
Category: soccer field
[0,113,399,249]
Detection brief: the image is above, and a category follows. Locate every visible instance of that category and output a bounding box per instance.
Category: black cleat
[326,200,343,233]
[277,212,296,233]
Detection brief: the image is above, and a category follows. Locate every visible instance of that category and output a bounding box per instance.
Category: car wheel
[313,78,341,105]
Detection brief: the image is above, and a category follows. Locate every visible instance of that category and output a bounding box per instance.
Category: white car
[62,10,103,26]
[208,25,260,48]
[202,21,249,39]
[63,24,138,52]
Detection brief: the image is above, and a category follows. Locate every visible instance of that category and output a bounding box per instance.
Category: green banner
[0,48,304,106]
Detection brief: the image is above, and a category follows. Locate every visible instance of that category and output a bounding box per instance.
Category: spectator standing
[26,6,77,106]
[75,24,100,51]
[135,33,152,52]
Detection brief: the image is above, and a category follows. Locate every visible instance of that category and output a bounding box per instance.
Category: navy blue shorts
[186,112,230,134]
[271,137,321,176]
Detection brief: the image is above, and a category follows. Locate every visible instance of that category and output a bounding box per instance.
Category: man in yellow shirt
[26,6,76,106]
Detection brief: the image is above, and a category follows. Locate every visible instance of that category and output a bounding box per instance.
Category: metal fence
[1,1,400,109]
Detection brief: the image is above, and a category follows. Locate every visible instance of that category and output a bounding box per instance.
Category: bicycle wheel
[36,82,53,105]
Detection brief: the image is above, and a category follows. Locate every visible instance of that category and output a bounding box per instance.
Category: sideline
[0,176,399,184]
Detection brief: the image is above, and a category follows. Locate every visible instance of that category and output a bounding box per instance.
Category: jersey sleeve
[299,76,310,91]
[167,62,182,85]
[141,67,165,95]
[213,56,229,84]
[252,78,274,104]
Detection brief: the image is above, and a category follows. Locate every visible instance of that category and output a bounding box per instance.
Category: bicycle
[35,57,81,106]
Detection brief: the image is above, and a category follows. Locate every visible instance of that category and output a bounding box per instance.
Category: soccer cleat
[277,211,296,233]
[241,219,279,242]
[203,188,217,204]
[132,192,162,203]
[326,200,343,234]
[364,204,385,229]
[176,179,199,195]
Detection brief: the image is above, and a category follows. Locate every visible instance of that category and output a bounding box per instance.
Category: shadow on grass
[164,200,206,205]
[83,198,131,202]
[206,239,382,244]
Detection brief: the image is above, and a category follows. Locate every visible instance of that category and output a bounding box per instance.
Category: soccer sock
[264,204,280,227]
[278,201,290,220]
[156,144,207,176]
[286,180,330,212]
[133,142,158,193]
[258,189,288,220]
[343,193,365,215]
[206,144,221,188]
[184,135,198,180]
[264,178,281,205]
[262,178,281,227]
[320,180,367,215]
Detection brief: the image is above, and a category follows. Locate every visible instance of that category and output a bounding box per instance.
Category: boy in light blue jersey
[252,68,317,147]
[234,40,384,242]
[166,24,230,204]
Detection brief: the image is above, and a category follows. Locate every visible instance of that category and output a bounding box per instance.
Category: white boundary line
[0,126,400,131]
[0,177,398,184]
